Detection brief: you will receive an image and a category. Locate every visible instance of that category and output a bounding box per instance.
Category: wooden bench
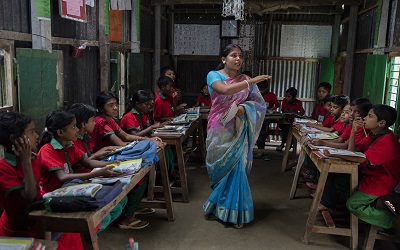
[30,148,174,250]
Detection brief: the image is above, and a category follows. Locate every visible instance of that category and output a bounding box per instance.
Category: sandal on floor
[378,229,400,237]
[135,208,156,215]
[233,224,244,229]
[306,181,317,190]
[254,152,265,159]
[118,219,149,229]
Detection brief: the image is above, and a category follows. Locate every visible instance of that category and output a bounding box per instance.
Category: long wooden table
[151,118,206,203]
[286,128,360,250]
[30,148,174,250]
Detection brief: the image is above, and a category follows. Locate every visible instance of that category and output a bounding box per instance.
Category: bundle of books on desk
[0,237,39,250]
[91,159,143,185]
[186,107,200,120]
[307,144,365,159]
[171,114,188,124]
[294,118,317,124]
[153,125,185,135]
[307,132,339,140]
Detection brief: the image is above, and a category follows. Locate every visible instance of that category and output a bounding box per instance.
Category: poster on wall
[59,0,87,22]
[174,24,220,56]
[280,25,332,58]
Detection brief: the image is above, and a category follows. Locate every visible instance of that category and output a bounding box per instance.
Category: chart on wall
[280,25,332,58]
[174,24,220,55]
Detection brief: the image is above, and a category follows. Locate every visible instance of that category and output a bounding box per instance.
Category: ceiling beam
[152,0,360,6]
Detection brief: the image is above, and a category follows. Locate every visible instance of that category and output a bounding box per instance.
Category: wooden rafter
[152,0,360,6]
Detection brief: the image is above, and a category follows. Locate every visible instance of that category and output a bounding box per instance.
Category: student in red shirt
[276,87,305,151]
[68,103,155,230]
[312,98,372,149]
[38,111,119,195]
[326,105,400,235]
[306,95,350,134]
[156,66,176,105]
[0,112,83,250]
[154,76,180,122]
[194,84,211,107]
[311,82,332,122]
[89,91,162,153]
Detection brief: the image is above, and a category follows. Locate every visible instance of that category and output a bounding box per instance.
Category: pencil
[362,124,368,137]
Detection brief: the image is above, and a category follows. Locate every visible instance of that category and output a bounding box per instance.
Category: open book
[42,183,102,199]
[307,133,339,140]
[219,102,238,125]
[327,149,366,158]
[108,159,142,173]
[91,159,143,185]
[0,237,34,250]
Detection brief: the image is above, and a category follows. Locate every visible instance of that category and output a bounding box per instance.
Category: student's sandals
[233,224,244,229]
[135,208,156,215]
[118,218,149,229]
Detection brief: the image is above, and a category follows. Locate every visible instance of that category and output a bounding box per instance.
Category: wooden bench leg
[363,225,379,250]
[350,167,359,250]
[80,219,99,250]
[289,146,306,200]
[281,127,293,172]
[147,165,156,201]
[176,142,189,203]
[158,148,175,221]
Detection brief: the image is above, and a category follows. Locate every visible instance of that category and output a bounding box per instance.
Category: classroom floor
[99,143,399,250]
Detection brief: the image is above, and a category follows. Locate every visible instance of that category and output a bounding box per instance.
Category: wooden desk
[288,128,360,250]
[152,118,206,202]
[30,148,174,250]
[281,126,298,172]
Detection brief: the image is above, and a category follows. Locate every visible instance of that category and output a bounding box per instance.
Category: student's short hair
[96,91,118,112]
[285,87,298,97]
[157,76,173,90]
[0,112,32,150]
[323,94,334,104]
[350,98,372,118]
[200,83,207,90]
[160,66,175,77]
[257,80,269,90]
[331,95,350,108]
[317,82,332,93]
[68,103,96,128]
[372,104,397,129]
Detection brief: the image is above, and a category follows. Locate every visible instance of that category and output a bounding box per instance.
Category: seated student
[68,103,155,229]
[306,95,350,134]
[0,112,84,250]
[89,91,162,153]
[194,84,211,108]
[255,80,280,158]
[120,90,163,136]
[276,87,305,151]
[311,82,332,123]
[325,105,400,235]
[154,76,186,122]
[312,98,372,149]
[156,66,176,105]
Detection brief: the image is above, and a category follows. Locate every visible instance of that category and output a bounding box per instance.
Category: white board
[174,24,220,55]
[280,25,332,58]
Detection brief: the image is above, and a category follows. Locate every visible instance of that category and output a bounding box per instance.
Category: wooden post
[343,5,358,96]
[331,10,341,57]
[131,0,141,52]
[153,5,161,91]
[30,0,52,50]
[374,0,390,55]
[99,0,110,91]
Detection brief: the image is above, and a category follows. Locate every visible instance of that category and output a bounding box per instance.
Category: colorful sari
[203,72,266,225]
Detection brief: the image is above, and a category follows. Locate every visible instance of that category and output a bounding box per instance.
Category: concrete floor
[99,146,399,250]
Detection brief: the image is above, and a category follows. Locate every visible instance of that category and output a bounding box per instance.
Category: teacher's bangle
[244,80,250,88]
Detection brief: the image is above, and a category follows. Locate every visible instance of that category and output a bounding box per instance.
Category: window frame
[0,40,15,112]
[386,56,400,133]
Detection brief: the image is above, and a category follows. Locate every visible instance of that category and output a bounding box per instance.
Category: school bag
[31,179,123,212]
[104,139,159,167]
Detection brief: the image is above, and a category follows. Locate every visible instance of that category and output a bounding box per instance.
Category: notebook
[43,183,102,199]
[219,102,238,125]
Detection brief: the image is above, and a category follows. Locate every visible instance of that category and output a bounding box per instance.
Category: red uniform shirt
[281,98,304,113]
[73,133,93,173]
[332,120,347,135]
[357,131,400,196]
[89,116,122,153]
[156,88,175,105]
[322,115,339,128]
[154,92,173,122]
[38,138,85,195]
[120,108,150,133]
[263,92,280,110]
[311,102,329,122]
[340,125,371,147]
[195,94,211,107]
[0,153,41,237]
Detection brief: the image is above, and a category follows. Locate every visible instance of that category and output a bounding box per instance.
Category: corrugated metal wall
[0,0,30,33]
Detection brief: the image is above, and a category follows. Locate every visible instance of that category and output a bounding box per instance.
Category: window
[0,41,14,111]
[386,57,400,132]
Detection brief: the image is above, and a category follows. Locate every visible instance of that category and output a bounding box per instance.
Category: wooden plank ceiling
[152,0,360,16]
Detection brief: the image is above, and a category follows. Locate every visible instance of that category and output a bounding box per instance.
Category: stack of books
[91,159,143,185]
[186,107,200,120]
[153,125,185,136]
[307,133,339,140]
[0,237,40,250]
[171,114,188,124]
[294,118,317,124]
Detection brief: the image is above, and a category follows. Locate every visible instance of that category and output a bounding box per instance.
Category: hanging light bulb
[222,0,245,21]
